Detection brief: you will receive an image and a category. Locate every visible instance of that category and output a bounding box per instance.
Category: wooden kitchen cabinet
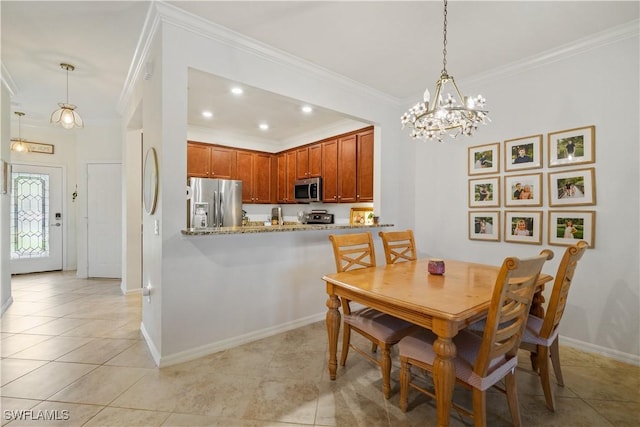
[187,142,234,179]
[356,129,374,202]
[236,151,274,203]
[295,144,322,179]
[277,151,297,203]
[321,127,373,203]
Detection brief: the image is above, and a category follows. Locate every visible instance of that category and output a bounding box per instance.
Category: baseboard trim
[140,321,161,367]
[156,312,326,368]
[560,335,640,367]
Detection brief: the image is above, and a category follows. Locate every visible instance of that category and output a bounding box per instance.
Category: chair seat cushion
[522,315,559,346]
[398,329,517,391]
[344,308,417,343]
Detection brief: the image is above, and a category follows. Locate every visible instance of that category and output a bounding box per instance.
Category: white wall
[412,26,639,361]
[1,85,12,314]
[130,4,405,365]
[130,4,638,366]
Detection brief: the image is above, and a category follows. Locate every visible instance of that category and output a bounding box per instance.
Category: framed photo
[548,125,595,167]
[468,142,500,175]
[468,211,500,241]
[504,211,543,244]
[468,176,500,208]
[548,210,595,248]
[504,173,542,207]
[350,207,374,225]
[504,134,542,171]
[548,167,596,207]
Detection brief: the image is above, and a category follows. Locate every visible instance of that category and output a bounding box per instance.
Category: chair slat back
[329,232,376,273]
[474,250,553,375]
[539,241,588,339]
[378,230,417,264]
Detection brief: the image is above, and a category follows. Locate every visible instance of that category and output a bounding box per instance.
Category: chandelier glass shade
[50,63,84,129]
[11,111,29,152]
[401,0,489,141]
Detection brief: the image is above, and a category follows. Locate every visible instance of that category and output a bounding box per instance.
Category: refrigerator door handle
[218,191,224,227]
[213,190,218,227]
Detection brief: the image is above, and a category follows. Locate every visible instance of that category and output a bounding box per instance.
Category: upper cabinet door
[210,146,234,179]
[187,143,212,178]
[357,130,374,202]
[308,144,322,177]
[337,134,358,203]
[321,139,338,202]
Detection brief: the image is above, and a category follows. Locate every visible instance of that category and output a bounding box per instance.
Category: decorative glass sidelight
[10,172,50,259]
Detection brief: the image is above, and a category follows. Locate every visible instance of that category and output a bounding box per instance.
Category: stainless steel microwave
[294,177,322,203]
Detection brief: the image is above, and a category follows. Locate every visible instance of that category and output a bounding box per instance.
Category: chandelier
[50,63,84,129]
[11,111,29,152]
[401,0,489,141]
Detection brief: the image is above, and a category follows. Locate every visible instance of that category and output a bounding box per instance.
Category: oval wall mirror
[143,147,158,215]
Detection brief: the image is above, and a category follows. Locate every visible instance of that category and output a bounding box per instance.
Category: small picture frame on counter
[350,207,374,225]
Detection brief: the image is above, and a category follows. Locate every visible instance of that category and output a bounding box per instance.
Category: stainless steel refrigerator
[187,178,243,228]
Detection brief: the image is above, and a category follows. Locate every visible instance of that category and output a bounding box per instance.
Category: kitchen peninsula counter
[182,223,393,235]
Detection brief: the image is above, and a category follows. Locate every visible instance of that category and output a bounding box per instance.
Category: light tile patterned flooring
[1,271,638,426]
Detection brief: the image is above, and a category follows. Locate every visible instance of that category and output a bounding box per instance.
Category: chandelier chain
[441,0,448,76]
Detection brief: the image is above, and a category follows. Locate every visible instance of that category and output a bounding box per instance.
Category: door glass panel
[10,172,50,259]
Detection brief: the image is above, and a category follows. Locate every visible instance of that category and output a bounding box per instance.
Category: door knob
[50,223,61,227]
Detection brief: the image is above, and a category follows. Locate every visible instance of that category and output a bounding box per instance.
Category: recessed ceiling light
[259,123,269,131]
[301,105,313,114]
[202,111,213,118]
[231,87,243,95]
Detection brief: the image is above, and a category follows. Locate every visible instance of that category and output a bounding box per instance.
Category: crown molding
[460,19,640,89]
[116,2,161,114]
[117,0,400,115]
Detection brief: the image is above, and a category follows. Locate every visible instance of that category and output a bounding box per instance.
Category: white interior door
[10,164,64,274]
[87,163,122,278]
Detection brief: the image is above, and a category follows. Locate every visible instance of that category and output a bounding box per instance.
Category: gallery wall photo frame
[504,173,542,207]
[504,210,543,245]
[548,125,595,167]
[468,211,500,242]
[504,134,542,172]
[468,176,500,208]
[468,142,500,176]
[548,167,596,207]
[548,210,595,248]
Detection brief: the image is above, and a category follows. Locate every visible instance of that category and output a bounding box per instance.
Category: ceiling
[2,1,638,143]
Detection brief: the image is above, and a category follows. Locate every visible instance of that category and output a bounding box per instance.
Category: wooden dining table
[323,258,552,427]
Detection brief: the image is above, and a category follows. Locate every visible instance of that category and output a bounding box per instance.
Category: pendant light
[401,0,489,141]
[11,112,29,152]
[50,63,84,129]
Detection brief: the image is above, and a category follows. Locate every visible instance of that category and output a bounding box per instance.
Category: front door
[10,164,64,274]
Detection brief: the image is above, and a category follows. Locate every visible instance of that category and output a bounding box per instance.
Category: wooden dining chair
[520,240,588,411]
[398,250,553,426]
[378,230,417,264]
[328,232,419,399]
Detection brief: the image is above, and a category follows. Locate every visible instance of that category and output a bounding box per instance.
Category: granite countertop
[181,222,393,235]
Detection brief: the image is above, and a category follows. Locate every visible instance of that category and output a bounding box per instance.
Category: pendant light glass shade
[50,63,84,129]
[11,111,29,152]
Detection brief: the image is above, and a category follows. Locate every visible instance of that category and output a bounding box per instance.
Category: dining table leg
[326,292,341,380]
[432,321,457,427]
